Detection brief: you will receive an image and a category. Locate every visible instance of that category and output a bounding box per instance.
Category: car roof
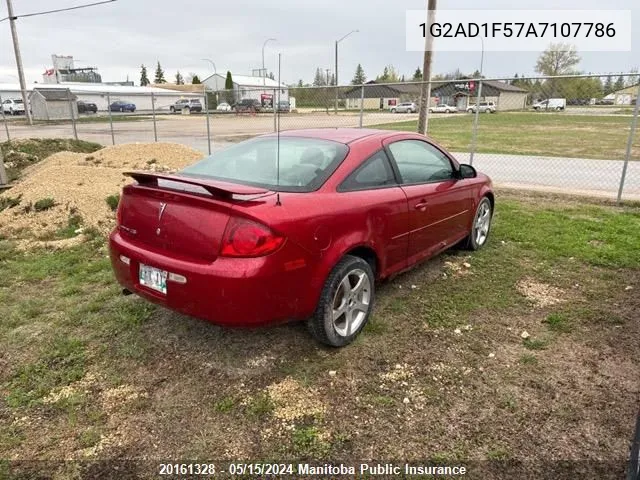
[264,128,391,144]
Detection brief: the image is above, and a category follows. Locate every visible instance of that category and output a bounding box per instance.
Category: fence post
[0,93,10,142]
[68,90,78,141]
[204,88,212,155]
[617,82,640,204]
[106,93,115,145]
[469,80,483,166]
[359,84,365,128]
[273,89,277,133]
[0,148,7,186]
[151,92,158,142]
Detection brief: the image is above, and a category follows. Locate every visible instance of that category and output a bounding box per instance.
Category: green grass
[372,113,639,160]
[6,336,86,408]
[0,192,639,464]
[33,198,55,212]
[544,312,574,333]
[105,194,120,212]
[523,338,549,351]
[246,392,274,419]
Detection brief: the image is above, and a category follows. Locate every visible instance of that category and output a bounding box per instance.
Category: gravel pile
[0,142,204,240]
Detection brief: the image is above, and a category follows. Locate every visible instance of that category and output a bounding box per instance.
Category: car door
[384,136,473,265]
[338,148,409,277]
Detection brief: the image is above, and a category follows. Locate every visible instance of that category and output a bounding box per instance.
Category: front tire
[307,255,375,347]
[391,108,396,113]
[464,197,493,250]
[170,106,175,113]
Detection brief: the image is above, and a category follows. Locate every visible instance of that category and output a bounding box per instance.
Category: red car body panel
[109,128,493,327]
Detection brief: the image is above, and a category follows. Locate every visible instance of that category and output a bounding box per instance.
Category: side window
[339,150,396,191]
[388,140,453,184]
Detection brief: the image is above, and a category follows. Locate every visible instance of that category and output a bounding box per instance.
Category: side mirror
[459,164,477,179]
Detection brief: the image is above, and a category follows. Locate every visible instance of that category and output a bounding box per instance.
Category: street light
[469,36,484,166]
[262,38,276,86]
[335,29,359,114]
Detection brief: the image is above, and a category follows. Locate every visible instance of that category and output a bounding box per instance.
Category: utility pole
[417,0,436,135]
[5,0,33,125]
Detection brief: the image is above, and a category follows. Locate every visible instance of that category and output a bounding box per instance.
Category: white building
[202,73,288,106]
[0,83,204,112]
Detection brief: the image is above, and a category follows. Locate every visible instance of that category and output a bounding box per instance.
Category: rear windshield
[190,99,201,103]
[181,137,349,192]
[15,100,23,104]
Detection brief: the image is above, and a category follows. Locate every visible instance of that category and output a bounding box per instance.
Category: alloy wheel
[474,201,491,246]
[331,268,371,337]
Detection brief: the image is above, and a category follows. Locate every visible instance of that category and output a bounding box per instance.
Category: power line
[1,0,116,22]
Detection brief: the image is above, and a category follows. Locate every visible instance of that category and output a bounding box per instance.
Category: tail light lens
[220,218,285,257]
[115,199,123,226]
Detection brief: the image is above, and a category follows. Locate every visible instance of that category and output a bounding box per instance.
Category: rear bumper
[109,229,320,327]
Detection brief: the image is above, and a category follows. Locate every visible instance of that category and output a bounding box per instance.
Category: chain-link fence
[1,73,639,201]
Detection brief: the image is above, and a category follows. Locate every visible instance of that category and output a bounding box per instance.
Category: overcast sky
[0,0,638,86]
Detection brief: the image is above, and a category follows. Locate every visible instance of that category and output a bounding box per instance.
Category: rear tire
[170,106,175,113]
[463,197,493,251]
[391,108,396,113]
[307,255,375,347]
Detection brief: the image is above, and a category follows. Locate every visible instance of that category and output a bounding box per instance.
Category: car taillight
[116,200,123,226]
[220,218,285,257]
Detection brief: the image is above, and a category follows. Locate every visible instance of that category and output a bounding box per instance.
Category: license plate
[139,264,167,294]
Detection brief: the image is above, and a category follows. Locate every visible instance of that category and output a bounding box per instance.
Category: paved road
[2,113,638,200]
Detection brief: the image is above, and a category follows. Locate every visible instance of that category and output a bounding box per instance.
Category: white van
[532,98,566,111]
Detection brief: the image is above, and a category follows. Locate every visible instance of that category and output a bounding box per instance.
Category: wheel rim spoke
[332,268,371,338]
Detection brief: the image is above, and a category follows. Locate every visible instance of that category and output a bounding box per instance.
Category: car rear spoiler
[124,171,272,197]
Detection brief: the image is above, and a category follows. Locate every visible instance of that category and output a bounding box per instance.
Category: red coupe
[109,128,494,346]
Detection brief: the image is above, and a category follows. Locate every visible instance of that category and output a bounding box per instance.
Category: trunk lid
[118,172,273,262]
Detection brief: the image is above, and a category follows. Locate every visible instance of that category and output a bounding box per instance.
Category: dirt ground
[0,142,203,244]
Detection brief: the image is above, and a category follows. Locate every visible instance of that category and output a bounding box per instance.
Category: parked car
[596,98,614,105]
[390,102,417,113]
[234,98,262,113]
[77,100,97,113]
[2,98,25,115]
[110,128,494,347]
[276,100,291,113]
[216,102,232,112]
[532,98,566,111]
[109,101,136,112]
[170,99,202,113]
[428,104,458,113]
[467,101,496,113]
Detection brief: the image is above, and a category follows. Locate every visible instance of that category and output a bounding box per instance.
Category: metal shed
[28,88,78,121]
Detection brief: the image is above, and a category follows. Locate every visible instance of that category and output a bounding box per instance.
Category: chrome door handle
[414,201,428,210]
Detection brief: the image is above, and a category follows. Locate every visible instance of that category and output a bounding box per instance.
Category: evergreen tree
[603,76,613,94]
[313,68,325,86]
[613,75,625,92]
[140,64,150,86]
[351,64,366,85]
[268,72,275,80]
[412,67,422,81]
[154,62,166,84]
[329,73,336,86]
[191,74,201,84]
[297,79,304,87]
[225,71,234,90]
[175,71,184,85]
